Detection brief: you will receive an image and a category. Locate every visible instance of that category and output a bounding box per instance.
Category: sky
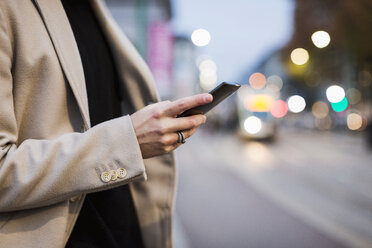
[171,0,295,83]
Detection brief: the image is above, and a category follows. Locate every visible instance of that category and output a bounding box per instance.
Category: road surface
[173,128,372,248]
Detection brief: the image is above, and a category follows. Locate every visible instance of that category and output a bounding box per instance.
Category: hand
[130,93,213,158]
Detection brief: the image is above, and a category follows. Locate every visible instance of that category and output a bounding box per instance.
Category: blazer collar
[32,0,91,128]
[32,0,160,126]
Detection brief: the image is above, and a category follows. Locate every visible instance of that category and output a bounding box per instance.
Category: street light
[290,48,309,65]
[311,31,331,48]
[199,59,217,90]
[244,116,262,134]
[346,88,362,105]
[191,29,211,47]
[287,95,306,113]
[326,85,345,103]
[270,100,288,118]
[330,97,348,112]
[267,75,283,90]
[199,59,216,72]
[200,73,217,90]
[347,113,363,130]
[311,101,329,118]
[249,72,266,90]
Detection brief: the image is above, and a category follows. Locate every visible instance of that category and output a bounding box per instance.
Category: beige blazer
[0,0,176,247]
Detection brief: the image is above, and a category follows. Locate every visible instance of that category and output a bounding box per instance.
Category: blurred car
[237,85,277,140]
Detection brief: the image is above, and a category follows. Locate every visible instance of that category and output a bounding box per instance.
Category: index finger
[164,93,213,117]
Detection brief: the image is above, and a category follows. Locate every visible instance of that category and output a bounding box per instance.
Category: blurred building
[106,0,173,97]
[172,35,198,99]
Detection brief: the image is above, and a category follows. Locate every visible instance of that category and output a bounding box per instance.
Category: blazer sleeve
[0,8,146,212]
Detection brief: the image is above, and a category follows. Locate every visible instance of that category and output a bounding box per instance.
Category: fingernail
[204,94,212,102]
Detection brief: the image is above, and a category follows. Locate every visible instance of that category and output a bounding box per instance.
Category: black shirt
[62,0,144,247]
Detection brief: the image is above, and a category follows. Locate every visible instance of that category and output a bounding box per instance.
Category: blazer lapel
[92,2,166,247]
[32,0,91,128]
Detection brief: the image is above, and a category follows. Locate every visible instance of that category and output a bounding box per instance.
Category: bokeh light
[346,88,361,105]
[358,70,371,87]
[244,116,262,134]
[290,48,309,65]
[271,100,288,118]
[287,95,306,113]
[331,97,348,112]
[199,59,217,72]
[347,113,363,130]
[311,31,331,48]
[195,54,211,67]
[266,84,281,96]
[311,101,329,118]
[244,94,274,112]
[237,85,253,101]
[315,116,332,130]
[267,75,283,89]
[199,59,217,90]
[249,72,266,90]
[191,28,211,47]
[199,73,217,91]
[326,85,345,103]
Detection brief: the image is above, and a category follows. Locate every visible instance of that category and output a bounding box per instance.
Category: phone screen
[177,82,241,117]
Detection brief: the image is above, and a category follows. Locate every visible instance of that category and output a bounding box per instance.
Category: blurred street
[174,128,372,248]
[105,1,372,247]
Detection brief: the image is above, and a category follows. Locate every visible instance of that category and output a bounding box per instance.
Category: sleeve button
[109,170,118,181]
[101,171,111,183]
[117,168,127,179]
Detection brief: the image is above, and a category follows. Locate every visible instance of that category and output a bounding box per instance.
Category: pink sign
[147,21,173,96]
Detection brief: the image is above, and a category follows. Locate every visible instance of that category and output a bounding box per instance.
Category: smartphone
[177,82,241,117]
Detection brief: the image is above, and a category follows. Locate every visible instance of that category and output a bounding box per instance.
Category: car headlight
[244,116,262,134]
